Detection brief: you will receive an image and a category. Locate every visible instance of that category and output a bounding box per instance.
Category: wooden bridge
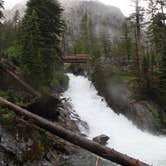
[63,54,91,63]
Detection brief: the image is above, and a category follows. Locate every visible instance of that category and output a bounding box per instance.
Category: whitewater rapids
[63,74,166,166]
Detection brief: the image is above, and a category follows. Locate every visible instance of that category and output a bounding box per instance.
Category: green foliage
[52,70,69,92]
[0,107,16,125]
[0,19,21,64]
[0,90,17,125]
[72,13,112,64]
[108,0,166,105]
[72,13,96,54]
[4,44,21,65]
[20,9,44,88]
[19,0,64,89]
[99,31,112,60]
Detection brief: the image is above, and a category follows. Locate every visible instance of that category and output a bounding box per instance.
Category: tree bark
[0,96,150,166]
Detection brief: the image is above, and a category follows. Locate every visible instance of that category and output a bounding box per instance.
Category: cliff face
[61,0,124,39]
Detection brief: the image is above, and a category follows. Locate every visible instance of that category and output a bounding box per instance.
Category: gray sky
[4,0,146,16]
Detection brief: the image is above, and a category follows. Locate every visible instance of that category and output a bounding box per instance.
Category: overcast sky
[4,0,146,16]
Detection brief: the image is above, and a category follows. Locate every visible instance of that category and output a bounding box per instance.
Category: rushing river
[63,74,166,166]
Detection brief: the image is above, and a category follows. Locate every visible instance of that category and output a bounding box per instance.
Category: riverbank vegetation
[0,0,68,133]
[0,0,68,93]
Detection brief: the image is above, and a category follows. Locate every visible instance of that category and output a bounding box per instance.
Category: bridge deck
[63,54,91,63]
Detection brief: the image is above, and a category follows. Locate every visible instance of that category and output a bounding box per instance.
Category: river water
[63,74,166,166]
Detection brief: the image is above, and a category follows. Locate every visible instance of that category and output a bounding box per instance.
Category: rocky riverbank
[0,96,79,165]
[0,94,117,166]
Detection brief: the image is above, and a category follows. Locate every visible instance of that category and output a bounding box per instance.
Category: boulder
[26,95,61,121]
[93,135,110,145]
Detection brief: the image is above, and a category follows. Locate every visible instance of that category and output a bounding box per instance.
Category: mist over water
[63,74,166,166]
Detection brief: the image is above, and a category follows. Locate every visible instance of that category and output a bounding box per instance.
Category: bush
[52,70,69,92]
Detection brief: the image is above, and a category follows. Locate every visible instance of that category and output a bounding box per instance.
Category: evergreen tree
[99,30,112,61]
[20,10,43,87]
[121,20,133,60]
[144,0,166,102]
[157,13,166,105]
[133,0,143,76]
[73,13,94,54]
[73,13,102,59]
[0,0,3,20]
[19,0,64,87]
[12,10,21,28]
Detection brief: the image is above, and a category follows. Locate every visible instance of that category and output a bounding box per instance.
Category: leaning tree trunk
[0,96,150,166]
[0,62,41,97]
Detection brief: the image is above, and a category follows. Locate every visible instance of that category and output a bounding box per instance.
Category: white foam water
[63,74,166,166]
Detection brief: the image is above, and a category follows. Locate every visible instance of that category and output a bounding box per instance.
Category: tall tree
[119,19,134,61]
[12,10,21,28]
[128,0,145,86]
[73,12,102,59]
[135,0,142,76]
[99,30,112,61]
[20,10,43,87]
[0,0,3,20]
[73,13,94,54]
[145,0,166,102]
[19,0,64,87]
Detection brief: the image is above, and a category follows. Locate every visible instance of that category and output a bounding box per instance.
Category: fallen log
[0,66,41,97]
[0,96,150,166]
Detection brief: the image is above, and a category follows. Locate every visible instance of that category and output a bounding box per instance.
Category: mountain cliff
[4,0,125,52]
[61,0,124,40]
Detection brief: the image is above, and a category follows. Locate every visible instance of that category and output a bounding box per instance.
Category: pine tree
[20,10,43,87]
[12,10,21,29]
[99,30,112,61]
[157,13,166,105]
[145,0,166,103]
[19,0,64,87]
[128,0,146,84]
[0,0,3,20]
[121,20,133,60]
[134,0,142,76]
[73,12,102,59]
[73,13,93,54]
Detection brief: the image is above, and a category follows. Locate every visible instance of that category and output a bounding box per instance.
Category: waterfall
[63,74,166,166]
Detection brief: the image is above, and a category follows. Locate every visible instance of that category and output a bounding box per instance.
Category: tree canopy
[19,0,64,88]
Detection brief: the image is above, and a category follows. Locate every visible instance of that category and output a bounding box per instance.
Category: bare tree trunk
[135,0,142,76]
[0,96,150,166]
[96,156,100,166]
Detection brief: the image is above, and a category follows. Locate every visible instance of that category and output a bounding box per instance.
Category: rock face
[104,76,166,134]
[61,0,125,49]
[57,149,117,166]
